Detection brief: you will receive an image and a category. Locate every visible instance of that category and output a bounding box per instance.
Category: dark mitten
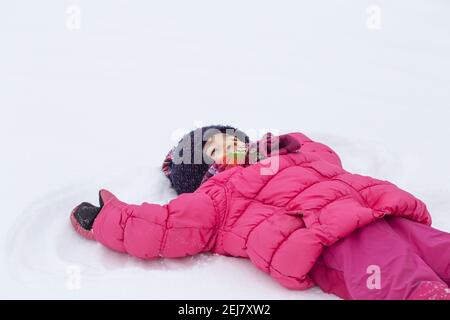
[70,191,106,240]
[73,202,101,230]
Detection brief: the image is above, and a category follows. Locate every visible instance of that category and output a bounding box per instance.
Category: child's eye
[210,148,216,157]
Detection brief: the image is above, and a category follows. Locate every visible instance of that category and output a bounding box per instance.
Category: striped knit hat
[162,125,249,194]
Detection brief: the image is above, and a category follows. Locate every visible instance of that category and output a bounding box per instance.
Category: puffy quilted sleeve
[357,181,432,225]
[92,190,219,259]
[288,132,342,168]
[244,212,323,290]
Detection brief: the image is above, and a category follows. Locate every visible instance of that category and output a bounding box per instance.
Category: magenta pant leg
[310,218,450,299]
[384,216,450,285]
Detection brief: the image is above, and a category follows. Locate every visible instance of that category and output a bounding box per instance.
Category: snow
[1,0,449,299]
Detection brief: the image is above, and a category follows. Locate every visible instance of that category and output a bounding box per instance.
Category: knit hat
[162,125,249,194]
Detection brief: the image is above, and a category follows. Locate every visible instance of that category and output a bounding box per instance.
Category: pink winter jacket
[93,132,431,290]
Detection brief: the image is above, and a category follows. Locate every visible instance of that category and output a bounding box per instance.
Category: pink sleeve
[244,212,322,290]
[358,181,432,225]
[92,192,218,259]
[288,132,342,168]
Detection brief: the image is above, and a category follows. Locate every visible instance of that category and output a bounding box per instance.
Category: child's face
[203,133,246,164]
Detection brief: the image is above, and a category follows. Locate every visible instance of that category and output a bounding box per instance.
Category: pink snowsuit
[310,216,450,299]
[90,132,450,299]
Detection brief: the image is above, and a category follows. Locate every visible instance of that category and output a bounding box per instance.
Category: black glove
[73,202,101,231]
[72,191,105,231]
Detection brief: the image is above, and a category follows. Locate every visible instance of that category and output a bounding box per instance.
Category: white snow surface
[1,0,450,299]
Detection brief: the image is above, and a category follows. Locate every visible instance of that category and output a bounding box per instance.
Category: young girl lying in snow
[70,125,450,300]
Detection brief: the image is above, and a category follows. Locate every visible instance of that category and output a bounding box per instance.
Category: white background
[0,0,449,299]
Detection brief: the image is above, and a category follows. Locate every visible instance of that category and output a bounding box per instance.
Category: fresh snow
[0,0,449,299]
